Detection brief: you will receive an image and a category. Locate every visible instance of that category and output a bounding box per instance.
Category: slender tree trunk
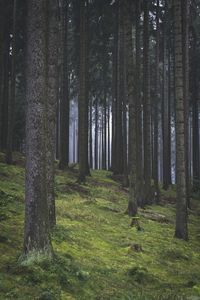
[114,0,123,175]
[143,0,152,205]
[162,13,171,190]
[0,0,5,150]
[108,101,110,169]
[94,100,98,169]
[125,0,137,216]
[182,0,191,207]
[174,0,188,240]
[191,30,199,192]
[59,0,69,170]
[153,0,160,203]
[24,0,52,255]
[135,0,143,207]
[78,0,90,181]
[46,0,59,229]
[1,3,10,151]
[89,99,93,169]
[6,0,17,164]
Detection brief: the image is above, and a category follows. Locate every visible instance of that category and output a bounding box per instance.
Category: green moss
[1,153,200,299]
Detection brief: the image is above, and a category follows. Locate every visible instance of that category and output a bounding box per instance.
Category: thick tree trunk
[24,0,52,255]
[174,0,188,240]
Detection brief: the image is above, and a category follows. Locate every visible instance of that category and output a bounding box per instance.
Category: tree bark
[125,0,137,216]
[6,0,17,164]
[59,0,69,170]
[78,0,90,182]
[46,0,59,228]
[143,0,152,205]
[174,0,188,240]
[24,0,52,255]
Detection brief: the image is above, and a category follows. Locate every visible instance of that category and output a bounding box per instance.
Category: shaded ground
[0,153,200,299]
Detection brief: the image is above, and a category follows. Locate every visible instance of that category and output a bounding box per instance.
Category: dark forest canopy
[1,0,200,285]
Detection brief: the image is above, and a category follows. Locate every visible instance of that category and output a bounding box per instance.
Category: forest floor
[0,153,200,300]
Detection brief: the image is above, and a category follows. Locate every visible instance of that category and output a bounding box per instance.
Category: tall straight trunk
[102,99,106,170]
[104,98,107,170]
[114,0,123,175]
[143,0,152,205]
[167,46,172,185]
[6,0,17,164]
[78,0,90,181]
[24,0,52,255]
[174,0,188,240]
[111,30,117,172]
[1,3,10,151]
[94,100,98,169]
[89,99,93,169]
[182,0,190,206]
[153,0,160,202]
[191,31,199,191]
[101,109,104,169]
[125,0,137,216]
[108,102,110,169]
[0,0,5,150]
[135,0,143,207]
[123,24,128,186]
[111,4,118,172]
[59,0,69,170]
[162,14,171,190]
[46,0,59,228]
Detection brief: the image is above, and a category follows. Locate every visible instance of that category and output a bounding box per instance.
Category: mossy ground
[0,152,200,300]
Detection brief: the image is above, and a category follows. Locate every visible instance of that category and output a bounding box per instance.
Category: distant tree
[78,0,90,182]
[153,0,160,202]
[143,0,152,205]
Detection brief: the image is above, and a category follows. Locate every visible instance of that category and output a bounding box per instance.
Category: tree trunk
[135,0,144,207]
[174,0,188,240]
[24,0,52,255]
[153,0,160,203]
[191,30,199,192]
[125,0,137,216]
[143,0,152,205]
[59,0,69,170]
[46,0,59,229]
[94,100,98,169]
[114,0,123,175]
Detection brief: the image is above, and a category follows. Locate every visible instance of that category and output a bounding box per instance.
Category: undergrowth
[0,153,200,299]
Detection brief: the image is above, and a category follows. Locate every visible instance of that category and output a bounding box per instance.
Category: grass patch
[0,153,200,299]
